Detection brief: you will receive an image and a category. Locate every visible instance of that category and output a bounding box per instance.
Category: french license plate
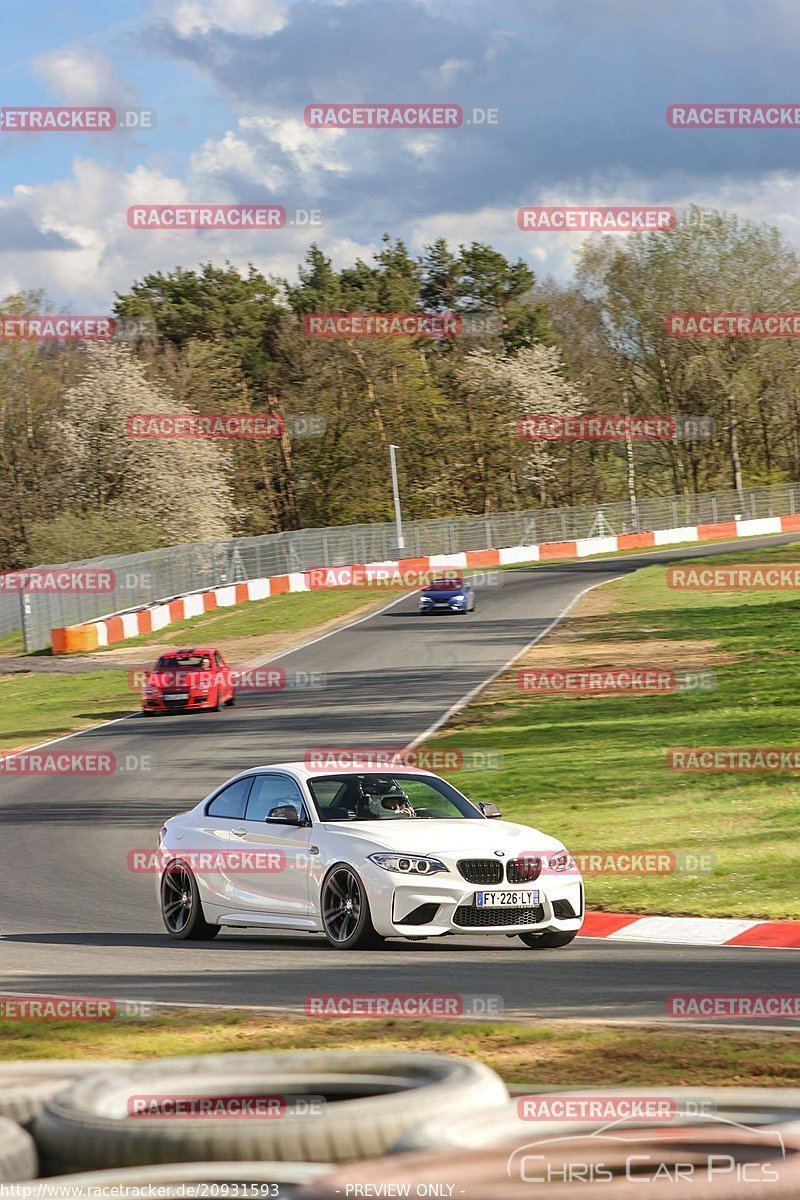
[475,890,539,908]
[167,693,188,701]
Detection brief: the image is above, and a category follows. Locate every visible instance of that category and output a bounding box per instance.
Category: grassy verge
[0,672,133,753]
[92,586,401,650]
[434,540,800,919]
[0,588,397,753]
[1,1012,799,1086]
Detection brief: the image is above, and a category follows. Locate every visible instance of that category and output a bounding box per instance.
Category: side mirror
[266,804,303,825]
[479,802,502,819]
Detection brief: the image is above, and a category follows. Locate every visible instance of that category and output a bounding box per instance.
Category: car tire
[160,861,220,941]
[0,1117,37,1182]
[518,929,578,949]
[394,1086,800,1155]
[0,1061,120,1124]
[31,1050,509,1171]
[226,692,236,707]
[320,864,384,950]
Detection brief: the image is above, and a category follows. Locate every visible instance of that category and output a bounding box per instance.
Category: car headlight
[548,850,576,873]
[369,853,448,876]
[451,593,465,601]
[195,679,210,691]
[143,685,160,697]
[419,596,432,604]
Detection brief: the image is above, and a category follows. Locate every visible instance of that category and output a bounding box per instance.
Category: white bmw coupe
[156,763,584,950]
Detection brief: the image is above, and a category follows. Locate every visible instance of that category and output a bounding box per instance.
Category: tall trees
[5,206,800,570]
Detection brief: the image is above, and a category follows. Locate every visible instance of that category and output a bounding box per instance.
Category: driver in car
[358,777,416,818]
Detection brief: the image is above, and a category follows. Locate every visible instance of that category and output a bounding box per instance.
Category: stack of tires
[0,1050,508,1195]
[3,1054,800,1196]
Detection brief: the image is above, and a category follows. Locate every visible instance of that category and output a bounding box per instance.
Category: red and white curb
[49,512,800,653]
[581,912,800,949]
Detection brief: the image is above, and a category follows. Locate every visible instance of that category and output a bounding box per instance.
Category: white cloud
[191,115,349,189]
[424,57,473,87]
[167,0,288,37]
[32,45,133,107]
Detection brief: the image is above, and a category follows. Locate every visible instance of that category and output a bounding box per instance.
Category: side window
[207,777,252,819]
[216,652,226,668]
[246,775,306,822]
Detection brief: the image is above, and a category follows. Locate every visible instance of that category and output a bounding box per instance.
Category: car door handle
[230,828,247,838]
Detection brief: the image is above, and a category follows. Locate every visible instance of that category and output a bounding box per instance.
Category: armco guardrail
[49,511,800,653]
[2,480,799,651]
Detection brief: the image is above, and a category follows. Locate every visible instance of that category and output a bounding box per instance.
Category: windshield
[307,773,483,821]
[426,577,463,591]
[155,654,210,671]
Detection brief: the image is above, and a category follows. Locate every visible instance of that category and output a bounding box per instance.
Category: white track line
[406,574,622,749]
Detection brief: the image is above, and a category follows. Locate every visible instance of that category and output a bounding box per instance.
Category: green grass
[0,671,133,752]
[1,1011,798,1086]
[92,585,400,650]
[434,540,800,919]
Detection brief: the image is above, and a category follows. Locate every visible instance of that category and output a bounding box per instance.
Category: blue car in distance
[418,574,476,615]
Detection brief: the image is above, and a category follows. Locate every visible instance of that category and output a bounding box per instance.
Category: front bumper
[419,600,467,613]
[363,864,584,938]
[142,691,216,712]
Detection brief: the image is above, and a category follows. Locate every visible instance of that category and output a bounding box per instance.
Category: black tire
[226,691,236,706]
[0,1062,119,1124]
[320,864,384,950]
[518,929,578,949]
[160,861,220,941]
[31,1050,508,1172]
[0,1117,37,1182]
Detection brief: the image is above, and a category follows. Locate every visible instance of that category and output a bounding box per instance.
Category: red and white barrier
[50,512,800,652]
[581,911,800,949]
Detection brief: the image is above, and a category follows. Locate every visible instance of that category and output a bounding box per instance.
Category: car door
[228,772,313,919]
[178,776,253,910]
[214,651,232,703]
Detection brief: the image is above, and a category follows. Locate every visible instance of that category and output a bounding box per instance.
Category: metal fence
[3,480,799,652]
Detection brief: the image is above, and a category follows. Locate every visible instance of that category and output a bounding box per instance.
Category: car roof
[159,646,218,656]
[237,761,438,780]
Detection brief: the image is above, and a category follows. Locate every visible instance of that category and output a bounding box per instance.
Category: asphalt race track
[1,534,799,1025]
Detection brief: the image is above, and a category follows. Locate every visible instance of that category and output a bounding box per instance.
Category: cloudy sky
[2,0,800,310]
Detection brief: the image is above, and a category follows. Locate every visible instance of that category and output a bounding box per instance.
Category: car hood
[319,818,565,856]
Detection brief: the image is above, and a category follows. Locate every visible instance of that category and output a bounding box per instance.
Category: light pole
[388,443,405,552]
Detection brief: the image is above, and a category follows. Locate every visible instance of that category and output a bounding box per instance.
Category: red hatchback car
[141,647,235,715]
